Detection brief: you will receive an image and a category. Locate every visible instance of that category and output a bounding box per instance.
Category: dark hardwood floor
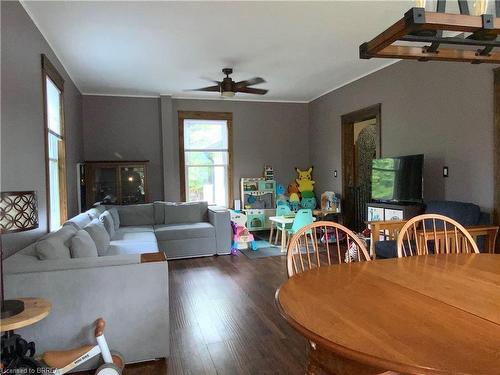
[76,254,308,375]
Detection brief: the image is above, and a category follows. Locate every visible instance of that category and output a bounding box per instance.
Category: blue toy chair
[286,209,314,248]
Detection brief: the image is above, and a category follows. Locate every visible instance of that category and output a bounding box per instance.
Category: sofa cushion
[87,205,106,220]
[163,202,208,225]
[99,211,116,238]
[70,230,99,258]
[154,222,215,241]
[425,200,480,227]
[35,225,77,260]
[117,203,155,226]
[112,228,157,242]
[84,219,110,256]
[64,212,92,230]
[107,240,159,255]
[154,201,165,225]
[108,207,120,230]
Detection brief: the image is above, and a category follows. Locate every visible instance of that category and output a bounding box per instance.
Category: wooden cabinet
[82,161,149,210]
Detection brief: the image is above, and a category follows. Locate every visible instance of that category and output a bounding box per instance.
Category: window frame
[41,54,67,231]
[178,111,233,208]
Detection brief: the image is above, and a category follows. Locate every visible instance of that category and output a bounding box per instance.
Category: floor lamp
[0,191,39,319]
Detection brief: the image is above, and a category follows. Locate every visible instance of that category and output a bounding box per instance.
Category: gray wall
[1,1,83,256]
[309,60,496,212]
[82,95,310,204]
[169,99,310,203]
[82,95,163,201]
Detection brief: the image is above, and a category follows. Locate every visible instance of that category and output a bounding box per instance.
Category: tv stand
[367,202,423,222]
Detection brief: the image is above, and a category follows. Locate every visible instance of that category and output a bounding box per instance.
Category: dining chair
[286,220,370,277]
[286,221,373,375]
[284,209,314,248]
[272,204,293,244]
[396,214,479,257]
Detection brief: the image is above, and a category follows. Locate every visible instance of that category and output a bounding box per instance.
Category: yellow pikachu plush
[295,167,315,193]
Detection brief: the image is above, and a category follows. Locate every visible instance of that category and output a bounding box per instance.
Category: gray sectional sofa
[4,201,231,371]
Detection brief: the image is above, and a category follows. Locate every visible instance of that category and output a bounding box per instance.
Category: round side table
[1,298,51,371]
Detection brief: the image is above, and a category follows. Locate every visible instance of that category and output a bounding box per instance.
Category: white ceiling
[22,1,419,102]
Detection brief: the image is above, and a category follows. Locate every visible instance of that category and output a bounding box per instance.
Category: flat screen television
[371,154,424,203]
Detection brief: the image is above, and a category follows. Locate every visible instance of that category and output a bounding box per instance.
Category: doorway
[341,104,381,231]
[494,68,499,253]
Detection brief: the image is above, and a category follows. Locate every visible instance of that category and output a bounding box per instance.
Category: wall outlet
[443,166,449,177]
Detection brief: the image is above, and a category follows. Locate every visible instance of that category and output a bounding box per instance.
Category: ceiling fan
[188,68,268,97]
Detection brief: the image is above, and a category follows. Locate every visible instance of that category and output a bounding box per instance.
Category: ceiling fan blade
[236,87,268,95]
[200,76,220,84]
[185,84,220,92]
[235,77,265,88]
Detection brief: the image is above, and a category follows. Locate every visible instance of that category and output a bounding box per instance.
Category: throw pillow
[108,207,120,231]
[99,211,116,238]
[84,219,110,256]
[70,230,99,258]
[35,225,77,260]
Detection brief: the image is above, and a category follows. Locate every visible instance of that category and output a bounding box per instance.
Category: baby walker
[230,210,257,253]
[41,318,124,374]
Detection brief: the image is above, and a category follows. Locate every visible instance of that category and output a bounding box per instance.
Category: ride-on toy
[41,318,124,374]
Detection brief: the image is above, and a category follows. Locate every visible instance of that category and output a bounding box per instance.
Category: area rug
[239,240,284,259]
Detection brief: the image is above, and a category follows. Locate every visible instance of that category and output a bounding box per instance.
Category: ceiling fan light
[221,91,235,98]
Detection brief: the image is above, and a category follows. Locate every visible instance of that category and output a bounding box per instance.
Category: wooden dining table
[276,254,500,375]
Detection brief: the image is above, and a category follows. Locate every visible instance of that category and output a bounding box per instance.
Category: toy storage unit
[241,178,276,231]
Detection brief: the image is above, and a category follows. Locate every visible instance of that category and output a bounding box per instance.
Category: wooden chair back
[396,214,479,257]
[286,221,370,277]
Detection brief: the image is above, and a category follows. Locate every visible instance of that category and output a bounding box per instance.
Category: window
[179,112,233,207]
[42,55,67,231]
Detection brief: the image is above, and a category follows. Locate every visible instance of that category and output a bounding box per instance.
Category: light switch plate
[443,166,449,177]
[334,170,338,178]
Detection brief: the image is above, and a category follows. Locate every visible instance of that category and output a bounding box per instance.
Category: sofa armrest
[464,225,499,253]
[5,260,169,371]
[208,208,232,255]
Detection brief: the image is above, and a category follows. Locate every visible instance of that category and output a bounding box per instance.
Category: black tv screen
[371,154,424,203]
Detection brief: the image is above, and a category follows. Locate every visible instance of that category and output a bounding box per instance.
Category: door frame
[341,104,382,228]
[494,68,500,252]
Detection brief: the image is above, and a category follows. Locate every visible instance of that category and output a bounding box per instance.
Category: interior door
[341,104,381,231]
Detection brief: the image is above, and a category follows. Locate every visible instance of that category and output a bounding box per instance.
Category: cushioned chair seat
[375,240,398,259]
[154,223,215,241]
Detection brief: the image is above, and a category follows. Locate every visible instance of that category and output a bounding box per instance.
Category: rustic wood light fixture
[360,0,500,64]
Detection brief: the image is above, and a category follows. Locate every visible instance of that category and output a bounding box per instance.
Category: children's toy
[287,183,301,212]
[344,234,369,263]
[275,183,288,207]
[241,178,276,231]
[321,191,340,212]
[230,210,256,252]
[301,197,317,210]
[264,165,274,181]
[295,167,315,193]
[41,318,124,374]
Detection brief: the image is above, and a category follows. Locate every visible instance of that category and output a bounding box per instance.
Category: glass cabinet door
[120,166,146,205]
[93,167,119,205]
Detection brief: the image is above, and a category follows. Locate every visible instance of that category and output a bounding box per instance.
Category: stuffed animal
[295,167,315,193]
[301,197,317,210]
[276,183,288,207]
[287,182,301,211]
